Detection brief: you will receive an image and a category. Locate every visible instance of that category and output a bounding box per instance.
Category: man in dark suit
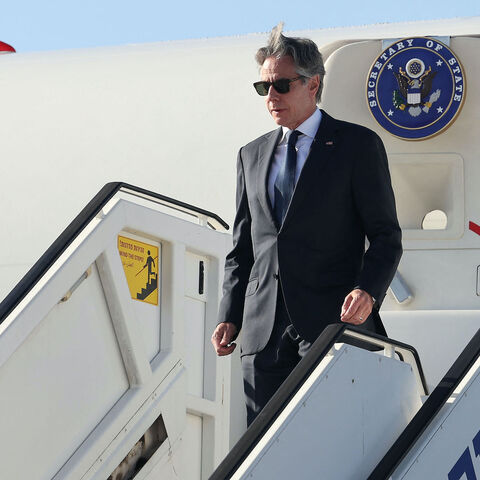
[211,26,402,425]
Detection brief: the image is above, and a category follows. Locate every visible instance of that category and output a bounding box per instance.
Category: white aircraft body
[0,15,478,299]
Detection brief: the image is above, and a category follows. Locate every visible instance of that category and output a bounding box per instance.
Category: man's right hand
[211,322,238,356]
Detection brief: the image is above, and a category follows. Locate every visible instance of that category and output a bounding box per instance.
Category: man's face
[260,55,319,130]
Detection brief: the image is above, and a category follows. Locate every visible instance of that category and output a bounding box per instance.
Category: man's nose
[266,84,279,100]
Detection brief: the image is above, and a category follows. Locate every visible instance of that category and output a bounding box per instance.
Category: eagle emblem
[393,58,440,117]
[366,37,465,140]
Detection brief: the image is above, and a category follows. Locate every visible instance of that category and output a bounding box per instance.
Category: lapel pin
[325,140,334,146]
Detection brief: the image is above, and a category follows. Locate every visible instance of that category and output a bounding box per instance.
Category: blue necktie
[274,130,300,226]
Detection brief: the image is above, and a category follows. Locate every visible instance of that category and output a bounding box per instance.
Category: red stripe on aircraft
[0,41,15,53]
[469,221,480,236]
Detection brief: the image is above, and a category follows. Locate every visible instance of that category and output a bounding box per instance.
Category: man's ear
[309,75,320,98]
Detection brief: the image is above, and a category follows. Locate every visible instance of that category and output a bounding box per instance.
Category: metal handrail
[0,182,229,324]
[340,327,428,396]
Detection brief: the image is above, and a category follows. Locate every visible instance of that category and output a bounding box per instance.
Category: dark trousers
[241,291,312,426]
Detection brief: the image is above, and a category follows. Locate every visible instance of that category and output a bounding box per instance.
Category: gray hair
[255,23,325,103]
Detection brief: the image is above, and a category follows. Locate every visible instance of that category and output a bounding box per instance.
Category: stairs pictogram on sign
[118,235,159,305]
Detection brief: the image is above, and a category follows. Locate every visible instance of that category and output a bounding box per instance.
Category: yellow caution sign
[118,235,159,305]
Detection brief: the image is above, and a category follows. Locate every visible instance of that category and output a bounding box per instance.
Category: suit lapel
[257,127,282,229]
[281,110,337,230]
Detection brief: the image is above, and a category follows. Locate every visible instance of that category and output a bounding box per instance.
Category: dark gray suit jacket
[217,110,402,356]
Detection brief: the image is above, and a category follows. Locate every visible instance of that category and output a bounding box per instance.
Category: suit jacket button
[273,273,279,280]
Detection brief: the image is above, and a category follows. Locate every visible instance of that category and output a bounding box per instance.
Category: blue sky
[1,0,479,53]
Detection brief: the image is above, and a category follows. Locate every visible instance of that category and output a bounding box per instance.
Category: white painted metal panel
[233,344,422,480]
[0,264,129,480]
[383,250,480,311]
[388,153,464,239]
[184,296,206,397]
[383,310,480,389]
[184,252,208,398]
[392,358,480,479]
[183,414,203,480]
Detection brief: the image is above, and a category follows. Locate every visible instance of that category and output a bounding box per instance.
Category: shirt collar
[280,108,322,143]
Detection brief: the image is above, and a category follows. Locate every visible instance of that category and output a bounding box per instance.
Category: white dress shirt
[268,108,322,208]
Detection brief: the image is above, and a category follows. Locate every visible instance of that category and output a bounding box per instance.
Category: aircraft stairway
[210,325,480,480]
[0,183,243,480]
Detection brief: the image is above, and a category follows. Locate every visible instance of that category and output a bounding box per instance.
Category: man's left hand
[340,289,374,325]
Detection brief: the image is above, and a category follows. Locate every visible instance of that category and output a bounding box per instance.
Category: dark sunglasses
[253,76,305,96]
